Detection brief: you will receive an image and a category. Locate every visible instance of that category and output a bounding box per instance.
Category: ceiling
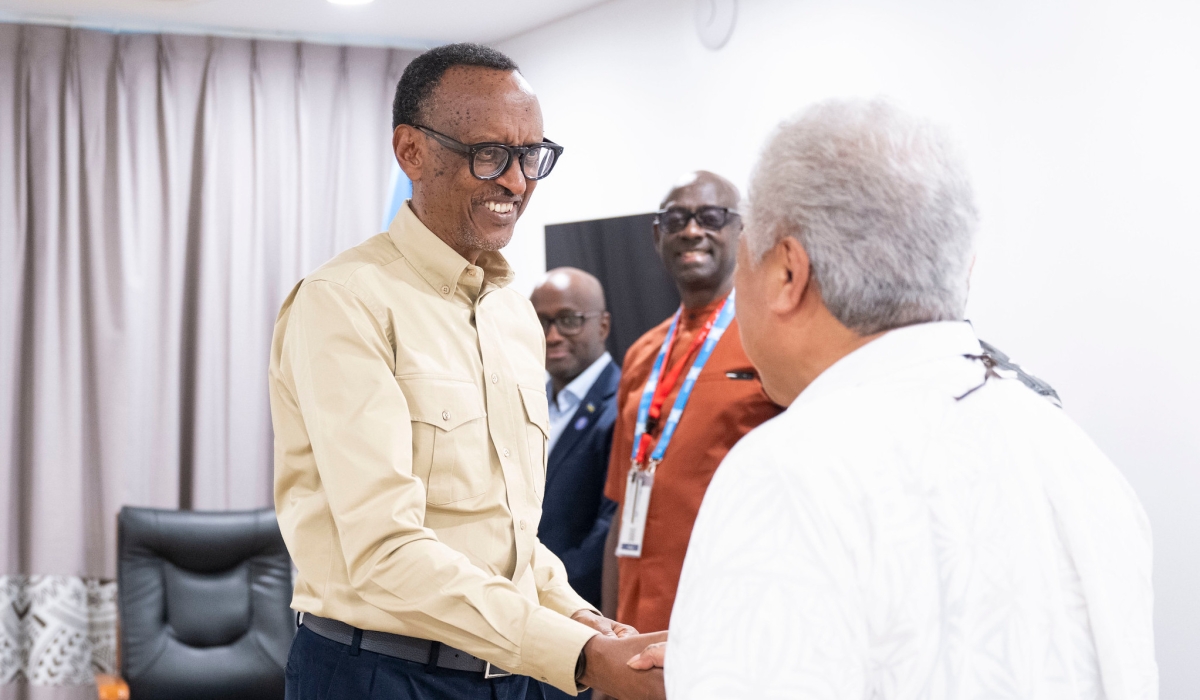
[0,0,614,47]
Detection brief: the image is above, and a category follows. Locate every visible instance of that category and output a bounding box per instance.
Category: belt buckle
[484,662,512,679]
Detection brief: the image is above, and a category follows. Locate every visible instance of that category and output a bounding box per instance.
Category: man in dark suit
[529,268,621,700]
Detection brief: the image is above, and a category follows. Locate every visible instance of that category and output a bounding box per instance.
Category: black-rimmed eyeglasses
[655,206,740,235]
[413,124,564,181]
[538,311,603,336]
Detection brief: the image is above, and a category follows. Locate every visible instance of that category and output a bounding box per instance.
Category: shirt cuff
[539,583,598,619]
[518,606,598,694]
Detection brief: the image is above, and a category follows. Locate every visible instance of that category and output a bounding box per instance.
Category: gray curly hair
[744,99,979,335]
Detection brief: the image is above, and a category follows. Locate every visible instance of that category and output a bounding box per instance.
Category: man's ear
[393,125,424,182]
[773,235,811,314]
[599,311,612,340]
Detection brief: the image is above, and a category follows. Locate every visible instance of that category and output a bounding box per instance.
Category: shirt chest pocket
[518,385,550,503]
[398,377,490,506]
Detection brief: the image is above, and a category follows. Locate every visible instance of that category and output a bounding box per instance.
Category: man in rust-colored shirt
[602,171,782,634]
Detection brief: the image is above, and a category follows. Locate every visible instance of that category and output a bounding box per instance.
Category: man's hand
[579,631,668,700]
[627,641,666,670]
[571,609,638,639]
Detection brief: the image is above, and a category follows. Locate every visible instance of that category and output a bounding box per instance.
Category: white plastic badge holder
[616,466,655,558]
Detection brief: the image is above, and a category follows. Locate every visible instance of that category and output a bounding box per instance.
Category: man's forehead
[511,70,535,95]
[532,286,583,312]
[663,179,737,208]
[533,271,604,310]
[426,65,542,138]
[436,64,533,97]
[542,270,576,291]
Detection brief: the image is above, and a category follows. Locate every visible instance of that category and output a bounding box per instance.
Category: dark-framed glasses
[413,124,564,181]
[538,311,602,336]
[655,206,740,235]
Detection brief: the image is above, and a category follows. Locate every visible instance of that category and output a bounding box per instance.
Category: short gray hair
[745,99,979,335]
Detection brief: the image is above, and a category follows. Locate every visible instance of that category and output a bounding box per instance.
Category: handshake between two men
[572,609,667,700]
[272,35,1158,699]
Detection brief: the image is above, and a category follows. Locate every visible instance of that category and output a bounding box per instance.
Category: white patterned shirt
[666,322,1157,700]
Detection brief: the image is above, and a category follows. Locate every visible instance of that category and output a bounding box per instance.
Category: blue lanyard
[630,292,736,469]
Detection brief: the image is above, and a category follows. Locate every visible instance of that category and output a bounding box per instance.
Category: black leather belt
[301,614,512,679]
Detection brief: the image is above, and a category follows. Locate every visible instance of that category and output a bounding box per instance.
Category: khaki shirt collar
[389,201,515,303]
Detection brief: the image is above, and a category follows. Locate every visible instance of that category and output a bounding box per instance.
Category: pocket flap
[397,377,486,431]
[518,385,550,437]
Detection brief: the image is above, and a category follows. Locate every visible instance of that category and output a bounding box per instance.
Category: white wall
[498,0,1200,694]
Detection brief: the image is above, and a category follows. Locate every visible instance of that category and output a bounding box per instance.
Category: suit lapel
[547,362,619,485]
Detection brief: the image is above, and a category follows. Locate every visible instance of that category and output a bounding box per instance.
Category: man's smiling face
[409,66,544,258]
[654,174,741,292]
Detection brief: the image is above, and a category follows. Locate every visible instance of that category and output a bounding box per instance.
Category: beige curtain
[0,22,416,698]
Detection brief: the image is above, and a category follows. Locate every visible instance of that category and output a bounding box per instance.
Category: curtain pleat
[0,23,415,694]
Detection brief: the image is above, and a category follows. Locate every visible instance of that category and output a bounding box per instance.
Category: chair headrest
[118,507,287,573]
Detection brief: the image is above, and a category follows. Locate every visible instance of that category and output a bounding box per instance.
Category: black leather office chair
[117,507,295,699]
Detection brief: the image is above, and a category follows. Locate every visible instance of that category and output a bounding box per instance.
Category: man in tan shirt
[269,43,664,700]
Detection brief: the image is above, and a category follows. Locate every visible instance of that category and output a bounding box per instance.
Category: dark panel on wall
[545,213,680,365]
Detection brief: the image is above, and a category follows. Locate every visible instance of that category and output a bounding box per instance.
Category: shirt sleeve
[531,541,599,617]
[279,280,595,692]
[664,436,868,700]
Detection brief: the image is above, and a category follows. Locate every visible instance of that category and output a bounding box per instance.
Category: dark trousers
[286,625,538,700]
[531,682,591,700]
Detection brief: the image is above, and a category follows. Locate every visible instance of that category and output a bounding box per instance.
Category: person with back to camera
[629,99,1157,700]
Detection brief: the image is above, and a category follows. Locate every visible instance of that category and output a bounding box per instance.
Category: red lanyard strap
[634,303,723,465]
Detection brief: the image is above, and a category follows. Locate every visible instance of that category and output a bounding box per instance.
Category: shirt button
[503,448,511,458]
[441,285,450,294]
[441,410,450,421]
[520,519,527,530]
[490,373,499,384]
[467,268,477,276]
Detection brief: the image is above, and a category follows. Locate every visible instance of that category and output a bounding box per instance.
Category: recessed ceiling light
[327,0,374,5]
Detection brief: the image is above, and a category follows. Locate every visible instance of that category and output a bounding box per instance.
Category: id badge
[616,466,655,558]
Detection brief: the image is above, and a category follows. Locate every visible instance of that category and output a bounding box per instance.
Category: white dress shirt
[546,352,612,454]
[667,322,1156,700]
